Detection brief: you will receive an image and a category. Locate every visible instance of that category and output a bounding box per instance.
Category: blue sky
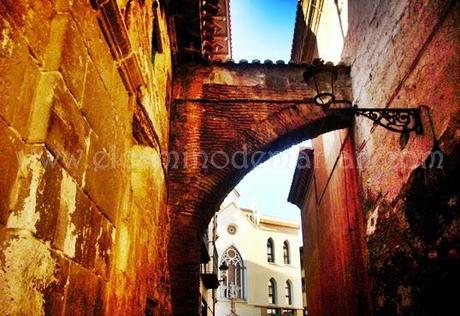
[235,140,311,222]
[230,0,298,62]
[229,0,307,222]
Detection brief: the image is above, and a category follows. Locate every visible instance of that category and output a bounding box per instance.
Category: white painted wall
[316,0,348,64]
[215,192,303,316]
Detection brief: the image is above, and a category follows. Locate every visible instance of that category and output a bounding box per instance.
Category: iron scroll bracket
[329,103,424,134]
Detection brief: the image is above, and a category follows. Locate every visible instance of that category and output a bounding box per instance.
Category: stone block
[52,168,82,258]
[2,141,64,240]
[71,0,119,95]
[0,228,59,315]
[65,262,105,315]
[0,13,42,139]
[84,132,126,224]
[82,60,130,159]
[43,13,72,71]
[53,168,113,270]
[60,19,88,103]
[75,201,112,273]
[109,62,131,111]
[52,166,114,272]
[81,58,111,114]
[0,118,24,225]
[0,13,59,142]
[83,203,103,270]
[46,79,90,185]
[27,72,61,143]
[72,189,94,267]
[43,250,71,316]
[1,0,54,63]
[34,149,63,241]
[5,145,46,234]
[130,145,165,213]
[52,0,75,12]
[94,211,115,280]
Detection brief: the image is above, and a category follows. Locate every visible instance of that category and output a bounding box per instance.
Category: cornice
[93,0,146,94]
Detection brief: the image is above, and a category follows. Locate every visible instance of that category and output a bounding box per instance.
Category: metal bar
[173,98,318,104]
[330,107,423,134]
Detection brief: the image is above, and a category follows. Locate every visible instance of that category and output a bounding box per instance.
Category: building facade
[289,0,459,315]
[215,190,303,316]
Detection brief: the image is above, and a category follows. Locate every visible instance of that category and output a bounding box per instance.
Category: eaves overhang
[287,148,315,209]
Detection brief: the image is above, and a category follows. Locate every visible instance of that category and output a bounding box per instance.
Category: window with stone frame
[219,246,245,300]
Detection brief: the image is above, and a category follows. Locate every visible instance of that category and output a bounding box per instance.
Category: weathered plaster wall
[0,0,172,314]
[292,1,371,314]
[298,131,371,316]
[294,0,458,314]
[341,0,459,314]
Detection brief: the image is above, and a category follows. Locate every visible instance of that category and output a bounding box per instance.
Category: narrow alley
[0,0,458,315]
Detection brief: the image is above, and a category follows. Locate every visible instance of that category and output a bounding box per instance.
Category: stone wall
[0,0,173,314]
[342,0,459,314]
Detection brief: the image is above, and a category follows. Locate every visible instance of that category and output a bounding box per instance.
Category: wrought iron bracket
[330,104,424,134]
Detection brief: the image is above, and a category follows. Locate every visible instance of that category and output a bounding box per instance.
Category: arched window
[285,280,292,305]
[220,246,245,300]
[267,238,275,263]
[268,278,277,304]
[283,240,290,264]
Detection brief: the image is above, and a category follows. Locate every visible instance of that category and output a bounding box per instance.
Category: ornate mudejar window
[219,246,245,300]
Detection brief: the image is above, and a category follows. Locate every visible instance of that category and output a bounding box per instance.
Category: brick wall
[342,0,460,314]
[168,62,354,315]
[0,0,172,314]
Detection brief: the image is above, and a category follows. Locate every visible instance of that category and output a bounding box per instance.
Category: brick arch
[168,62,352,315]
[197,108,351,228]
